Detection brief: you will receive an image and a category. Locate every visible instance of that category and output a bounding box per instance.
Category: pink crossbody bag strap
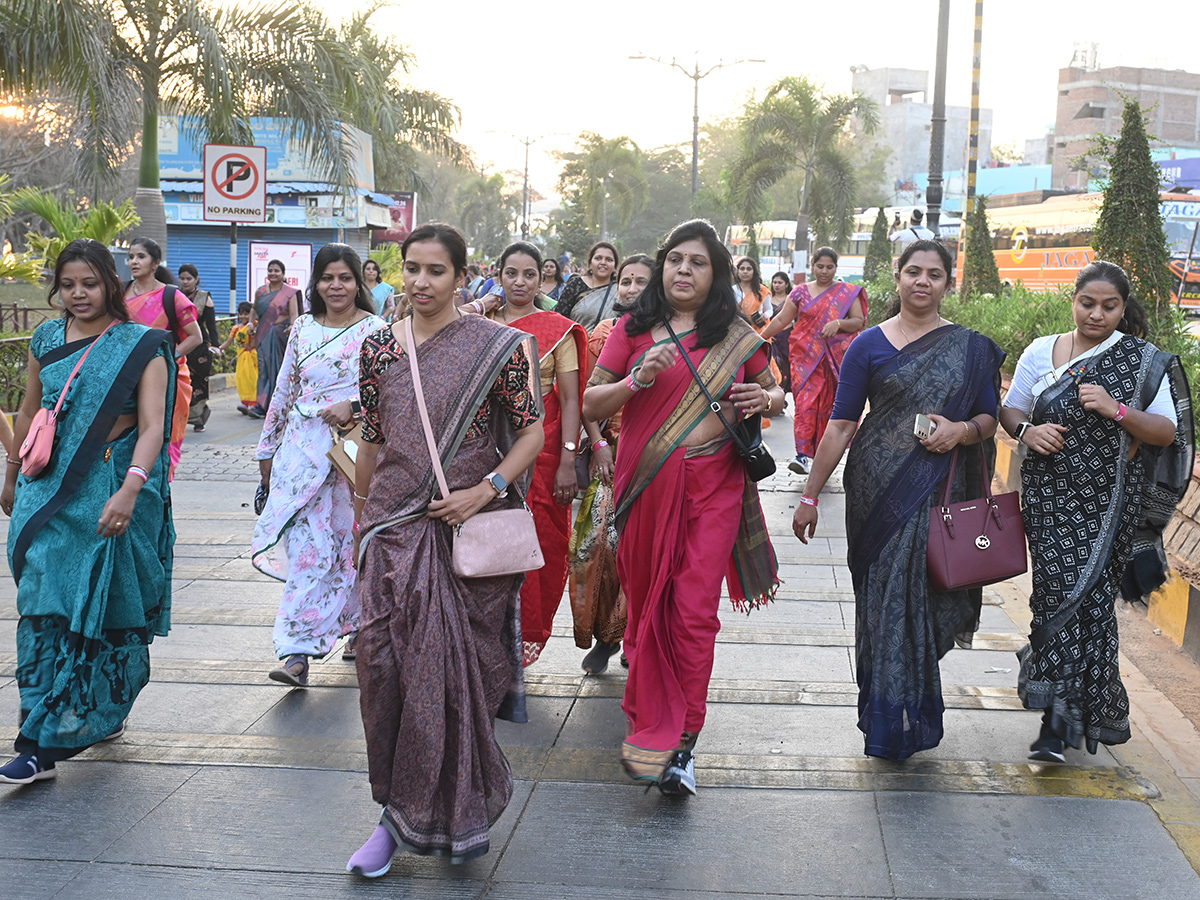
[51,321,115,418]
[404,319,452,501]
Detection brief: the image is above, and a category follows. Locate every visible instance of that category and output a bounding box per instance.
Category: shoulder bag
[20,321,115,478]
[664,321,775,482]
[404,319,544,579]
[927,441,1027,591]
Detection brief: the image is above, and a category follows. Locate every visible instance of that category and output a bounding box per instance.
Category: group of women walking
[0,220,1192,888]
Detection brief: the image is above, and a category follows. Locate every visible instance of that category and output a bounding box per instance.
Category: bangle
[354,492,368,501]
[629,365,655,390]
[594,439,609,450]
[960,421,970,444]
[798,495,818,507]
[1114,402,1128,422]
[127,465,149,483]
[6,456,20,466]
[472,300,483,314]
[626,374,643,392]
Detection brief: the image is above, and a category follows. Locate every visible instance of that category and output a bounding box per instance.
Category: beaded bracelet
[798,495,818,508]
[629,365,655,390]
[6,456,20,467]
[127,465,149,484]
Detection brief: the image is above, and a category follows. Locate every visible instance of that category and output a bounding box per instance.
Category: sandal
[581,640,620,675]
[268,655,309,687]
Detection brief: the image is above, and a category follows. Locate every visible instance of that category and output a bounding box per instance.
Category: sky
[315,0,1197,202]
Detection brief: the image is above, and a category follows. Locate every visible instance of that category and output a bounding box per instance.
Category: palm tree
[730,77,878,261]
[0,176,42,284]
[556,134,648,240]
[456,174,518,259]
[8,186,141,270]
[0,0,390,257]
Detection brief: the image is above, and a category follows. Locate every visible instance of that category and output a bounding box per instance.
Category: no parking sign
[203,144,267,223]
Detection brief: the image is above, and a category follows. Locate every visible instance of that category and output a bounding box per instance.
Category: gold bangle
[960,421,970,444]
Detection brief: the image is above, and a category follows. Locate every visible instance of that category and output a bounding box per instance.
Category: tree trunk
[133,77,168,258]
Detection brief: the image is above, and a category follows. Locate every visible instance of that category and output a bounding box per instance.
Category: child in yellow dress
[221,302,259,413]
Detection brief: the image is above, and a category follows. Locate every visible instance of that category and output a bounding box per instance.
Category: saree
[126,286,197,479]
[1018,334,1193,749]
[8,319,176,761]
[560,278,619,332]
[499,310,588,665]
[255,283,301,411]
[569,318,625,649]
[251,314,385,658]
[844,324,1003,760]
[595,316,779,778]
[788,281,866,457]
[355,314,541,863]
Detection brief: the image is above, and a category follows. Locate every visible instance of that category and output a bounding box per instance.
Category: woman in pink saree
[762,246,865,475]
[584,220,783,796]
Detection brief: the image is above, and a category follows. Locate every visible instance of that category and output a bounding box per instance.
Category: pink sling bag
[20,322,114,478]
[404,319,544,579]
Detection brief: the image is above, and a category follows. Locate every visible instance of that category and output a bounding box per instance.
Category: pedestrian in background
[766,270,794,398]
[0,239,175,785]
[1000,261,1191,762]
[584,219,782,795]
[889,209,935,254]
[363,258,395,320]
[762,248,866,475]
[348,223,542,874]
[541,256,566,302]
[793,240,1004,761]
[250,258,301,418]
[556,241,619,330]
[252,244,384,688]
[178,263,220,434]
[124,237,203,480]
[219,301,259,411]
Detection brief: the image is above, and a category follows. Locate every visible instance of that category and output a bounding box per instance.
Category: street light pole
[630,54,765,195]
[926,0,951,237]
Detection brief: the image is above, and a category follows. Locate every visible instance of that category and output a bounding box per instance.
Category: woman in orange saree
[762,247,866,475]
[123,237,203,480]
[487,242,587,666]
[584,221,783,796]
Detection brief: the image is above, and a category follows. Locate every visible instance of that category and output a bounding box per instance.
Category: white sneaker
[658,750,696,796]
[788,455,811,475]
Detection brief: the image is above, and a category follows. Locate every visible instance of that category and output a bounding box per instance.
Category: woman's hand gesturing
[635,343,679,383]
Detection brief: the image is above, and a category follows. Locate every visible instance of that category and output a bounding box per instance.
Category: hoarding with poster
[248,242,311,310]
[372,191,417,244]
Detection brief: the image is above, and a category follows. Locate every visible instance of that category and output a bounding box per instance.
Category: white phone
[913,414,937,440]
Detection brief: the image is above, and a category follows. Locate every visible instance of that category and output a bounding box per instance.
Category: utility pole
[963,0,985,276]
[630,54,764,195]
[489,132,562,240]
[926,0,951,237]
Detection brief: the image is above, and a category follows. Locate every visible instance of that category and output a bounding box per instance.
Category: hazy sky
[316,0,1195,199]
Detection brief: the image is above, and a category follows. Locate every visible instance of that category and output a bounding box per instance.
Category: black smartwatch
[1015,421,1032,442]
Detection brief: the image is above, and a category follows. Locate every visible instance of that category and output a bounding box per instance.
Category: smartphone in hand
[913,414,937,440]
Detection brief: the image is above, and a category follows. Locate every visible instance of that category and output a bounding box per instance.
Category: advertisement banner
[248,242,311,311]
[372,191,417,244]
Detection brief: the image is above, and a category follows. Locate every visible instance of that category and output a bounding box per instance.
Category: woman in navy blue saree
[793,241,1004,760]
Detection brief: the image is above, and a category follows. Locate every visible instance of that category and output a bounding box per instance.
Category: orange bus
[966,192,1200,308]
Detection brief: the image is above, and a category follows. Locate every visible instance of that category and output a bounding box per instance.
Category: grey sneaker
[658,750,696,796]
[268,655,309,688]
[788,454,811,475]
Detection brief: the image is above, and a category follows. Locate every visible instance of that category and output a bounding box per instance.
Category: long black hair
[735,255,764,299]
[770,270,793,296]
[128,235,176,285]
[1074,260,1147,339]
[306,243,374,317]
[52,238,130,322]
[623,219,740,349]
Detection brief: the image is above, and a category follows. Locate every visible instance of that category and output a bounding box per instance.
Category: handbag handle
[940,438,995,509]
[663,321,749,454]
[51,320,116,419]
[404,318,453,501]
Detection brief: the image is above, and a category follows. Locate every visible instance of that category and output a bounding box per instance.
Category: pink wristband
[1114,402,1128,422]
[127,465,149,483]
[626,374,642,392]
[798,495,818,507]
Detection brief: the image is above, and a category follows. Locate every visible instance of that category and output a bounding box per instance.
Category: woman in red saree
[123,237,204,480]
[487,242,587,666]
[584,220,783,795]
[762,246,865,475]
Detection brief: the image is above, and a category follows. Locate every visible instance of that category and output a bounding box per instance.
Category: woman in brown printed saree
[347,224,543,876]
[584,220,783,796]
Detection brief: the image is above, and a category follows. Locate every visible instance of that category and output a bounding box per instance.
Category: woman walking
[363,258,395,320]
[124,237,203,479]
[571,253,653,675]
[767,271,793,396]
[792,240,1004,761]
[762,247,866,475]
[178,263,220,433]
[250,258,301,418]
[1000,261,1191,762]
[251,244,384,687]
[584,220,782,794]
[0,239,175,784]
[347,223,542,874]
[556,241,619,331]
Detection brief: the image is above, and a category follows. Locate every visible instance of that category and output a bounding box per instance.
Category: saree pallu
[560,280,619,332]
[255,285,299,411]
[356,315,540,864]
[1018,335,1193,749]
[844,325,1003,760]
[8,320,176,761]
[789,281,865,457]
[127,286,197,479]
[505,312,587,665]
[603,318,779,775]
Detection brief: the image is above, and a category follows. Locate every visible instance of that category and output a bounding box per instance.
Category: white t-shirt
[890,224,935,251]
[1004,332,1176,424]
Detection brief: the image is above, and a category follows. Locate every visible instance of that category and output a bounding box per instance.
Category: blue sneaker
[0,753,56,784]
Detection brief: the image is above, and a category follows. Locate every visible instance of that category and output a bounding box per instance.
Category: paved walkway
[2,393,1200,899]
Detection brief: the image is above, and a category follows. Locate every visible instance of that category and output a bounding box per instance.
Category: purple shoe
[346,823,397,878]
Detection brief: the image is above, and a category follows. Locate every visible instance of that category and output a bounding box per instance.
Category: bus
[967,192,1200,308]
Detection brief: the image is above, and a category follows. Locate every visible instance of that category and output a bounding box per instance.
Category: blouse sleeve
[554,333,579,376]
[491,347,540,431]
[255,322,302,460]
[173,293,199,340]
[199,299,220,346]
[592,317,633,384]
[745,344,776,389]
[829,329,876,422]
[358,329,387,444]
[1003,336,1052,417]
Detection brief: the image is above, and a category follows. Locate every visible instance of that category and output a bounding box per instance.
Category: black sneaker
[0,753,56,784]
[658,750,696,796]
[1029,730,1066,763]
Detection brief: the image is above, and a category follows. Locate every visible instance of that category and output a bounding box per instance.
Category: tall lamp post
[926,0,951,237]
[489,132,562,240]
[630,54,764,195]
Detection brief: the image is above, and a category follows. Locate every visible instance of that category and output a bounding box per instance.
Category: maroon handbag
[927,443,1027,591]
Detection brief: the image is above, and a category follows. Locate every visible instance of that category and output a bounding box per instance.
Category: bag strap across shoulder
[664,320,748,453]
[54,320,116,416]
[405,318,453,501]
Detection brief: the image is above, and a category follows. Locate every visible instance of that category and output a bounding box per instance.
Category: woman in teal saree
[0,239,175,785]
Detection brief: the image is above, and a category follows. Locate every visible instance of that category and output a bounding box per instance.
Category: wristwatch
[350,398,362,417]
[485,471,508,498]
[1015,421,1032,442]
[562,441,577,452]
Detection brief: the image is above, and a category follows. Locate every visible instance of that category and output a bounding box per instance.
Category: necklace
[897,316,942,346]
[1066,330,1104,384]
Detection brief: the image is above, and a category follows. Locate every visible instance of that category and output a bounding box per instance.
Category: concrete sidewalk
[2,398,1200,899]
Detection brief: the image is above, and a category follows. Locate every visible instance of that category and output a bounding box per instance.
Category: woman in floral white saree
[252,244,384,686]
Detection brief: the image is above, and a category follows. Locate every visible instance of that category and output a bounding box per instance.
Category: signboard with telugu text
[203,144,267,223]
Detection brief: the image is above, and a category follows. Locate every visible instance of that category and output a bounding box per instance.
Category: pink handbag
[404,320,544,579]
[20,322,113,478]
